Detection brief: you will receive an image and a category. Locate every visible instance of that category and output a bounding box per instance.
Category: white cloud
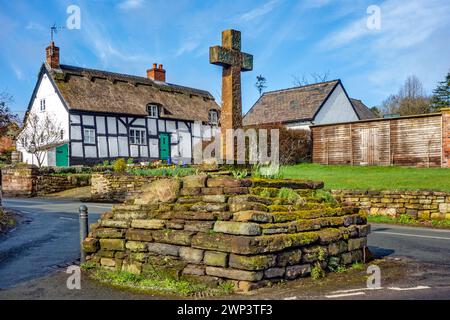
[238,0,280,22]
[175,39,201,57]
[25,21,46,32]
[117,0,144,11]
[11,64,24,80]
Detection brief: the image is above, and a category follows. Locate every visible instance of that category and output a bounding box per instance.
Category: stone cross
[210,30,253,158]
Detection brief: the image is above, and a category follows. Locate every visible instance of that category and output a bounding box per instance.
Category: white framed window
[147,104,159,118]
[130,128,146,145]
[40,99,46,112]
[84,128,96,144]
[208,110,218,125]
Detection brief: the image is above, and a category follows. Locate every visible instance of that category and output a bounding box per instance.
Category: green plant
[351,261,364,270]
[311,262,326,280]
[80,262,97,271]
[127,158,134,165]
[251,164,284,179]
[328,263,347,273]
[277,188,304,205]
[112,158,127,173]
[259,188,272,198]
[314,189,337,204]
[232,169,248,179]
[218,281,235,294]
[398,214,415,224]
[102,160,110,166]
[317,247,327,262]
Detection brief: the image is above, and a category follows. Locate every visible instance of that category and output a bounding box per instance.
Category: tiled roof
[243,80,340,125]
[350,98,377,120]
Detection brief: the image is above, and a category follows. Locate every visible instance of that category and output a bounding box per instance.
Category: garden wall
[1,165,91,197]
[83,175,369,291]
[332,190,450,220]
[90,173,162,203]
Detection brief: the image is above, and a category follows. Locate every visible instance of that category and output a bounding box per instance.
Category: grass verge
[368,214,450,229]
[281,163,450,191]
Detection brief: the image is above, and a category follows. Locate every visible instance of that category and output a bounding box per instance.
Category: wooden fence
[311,109,450,168]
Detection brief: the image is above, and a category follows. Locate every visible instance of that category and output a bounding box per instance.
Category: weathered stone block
[202,195,227,203]
[184,221,215,232]
[180,187,202,196]
[229,195,272,205]
[214,221,261,236]
[182,264,205,276]
[264,267,285,279]
[179,247,204,263]
[93,228,124,239]
[348,238,367,251]
[205,267,263,281]
[182,175,207,188]
[134,179,181,205]
[191,202,228,212]
[204,251,228,267]
[223,187,249,194]
[151,230,194,246]
[100,239,125,251]
[100,220,129,228]
[233,211,273,223]
[125,241,148,252]
[207,177,251,188]
[83,237,99,253]
[229,254,277,271]
[131,219,165,230]
[277,249,302,267]
[147,243,180,256]
[122,260,142,275]
[285,264,311,279]
[202,187,224,195]
[125,229,153,242]
[230,202,268,213]
[317,228,342,245]
[100,257,116,267]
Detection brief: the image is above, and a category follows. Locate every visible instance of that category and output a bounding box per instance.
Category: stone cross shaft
[210,29,253,135]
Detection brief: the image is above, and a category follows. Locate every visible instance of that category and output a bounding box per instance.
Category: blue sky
[1,0,449,119]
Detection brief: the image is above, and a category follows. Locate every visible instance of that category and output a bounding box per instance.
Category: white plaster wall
[17,73,69,166]
[314,84,358,125]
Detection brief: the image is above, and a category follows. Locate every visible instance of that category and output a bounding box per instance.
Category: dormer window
[208,110,219,125]
[147,104,159,118]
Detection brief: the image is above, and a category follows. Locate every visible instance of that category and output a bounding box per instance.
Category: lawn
[281,163,450,191]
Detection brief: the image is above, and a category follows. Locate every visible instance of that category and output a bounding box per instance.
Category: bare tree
[292,71,330,87]
[255,74,267,96]
[0,91,19,136]
[17,112,63,167]
[381,75,431,116]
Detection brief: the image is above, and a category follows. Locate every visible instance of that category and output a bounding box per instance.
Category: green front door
[56,144,69,167]
[159,133,170,160]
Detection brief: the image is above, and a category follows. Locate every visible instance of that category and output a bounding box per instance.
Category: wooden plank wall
[312,114,443,167]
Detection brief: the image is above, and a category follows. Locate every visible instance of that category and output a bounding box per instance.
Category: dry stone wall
[1,165,90,197]
[84,175,369,291]
[332,190,450,220]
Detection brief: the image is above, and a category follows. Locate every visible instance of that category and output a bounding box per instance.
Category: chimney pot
[147,63,166,82]
[45,41,60,69]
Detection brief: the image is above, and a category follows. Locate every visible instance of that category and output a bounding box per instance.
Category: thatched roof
[48,64,219,122]
[243,80,340,125]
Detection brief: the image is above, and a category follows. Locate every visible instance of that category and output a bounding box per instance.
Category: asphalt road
[0,198,112,289]
[0,198,449,299]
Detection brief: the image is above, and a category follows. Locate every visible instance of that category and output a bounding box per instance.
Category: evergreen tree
[431,72,450,111]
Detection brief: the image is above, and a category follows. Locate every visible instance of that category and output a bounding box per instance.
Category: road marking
[284,296,298,300]
[325,292,365,298]
[332,287,383,294]
[388,285,430,291]
[59,217,76,221]
[374,231,450,241]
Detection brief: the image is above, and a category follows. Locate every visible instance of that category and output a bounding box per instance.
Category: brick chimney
[46,41,60,69]
[147,63,166,82]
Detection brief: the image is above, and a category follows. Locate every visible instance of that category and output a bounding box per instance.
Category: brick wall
[83,175,369,292]
[442,108,450,168]
[332,190,450,220]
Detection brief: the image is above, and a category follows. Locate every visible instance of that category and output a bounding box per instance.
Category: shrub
[231,169,248,179]
[112,158,127,173]
[127,158,134,165]
[311,262,325,280]
[277,188,304,204]
[314,189,337,204]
